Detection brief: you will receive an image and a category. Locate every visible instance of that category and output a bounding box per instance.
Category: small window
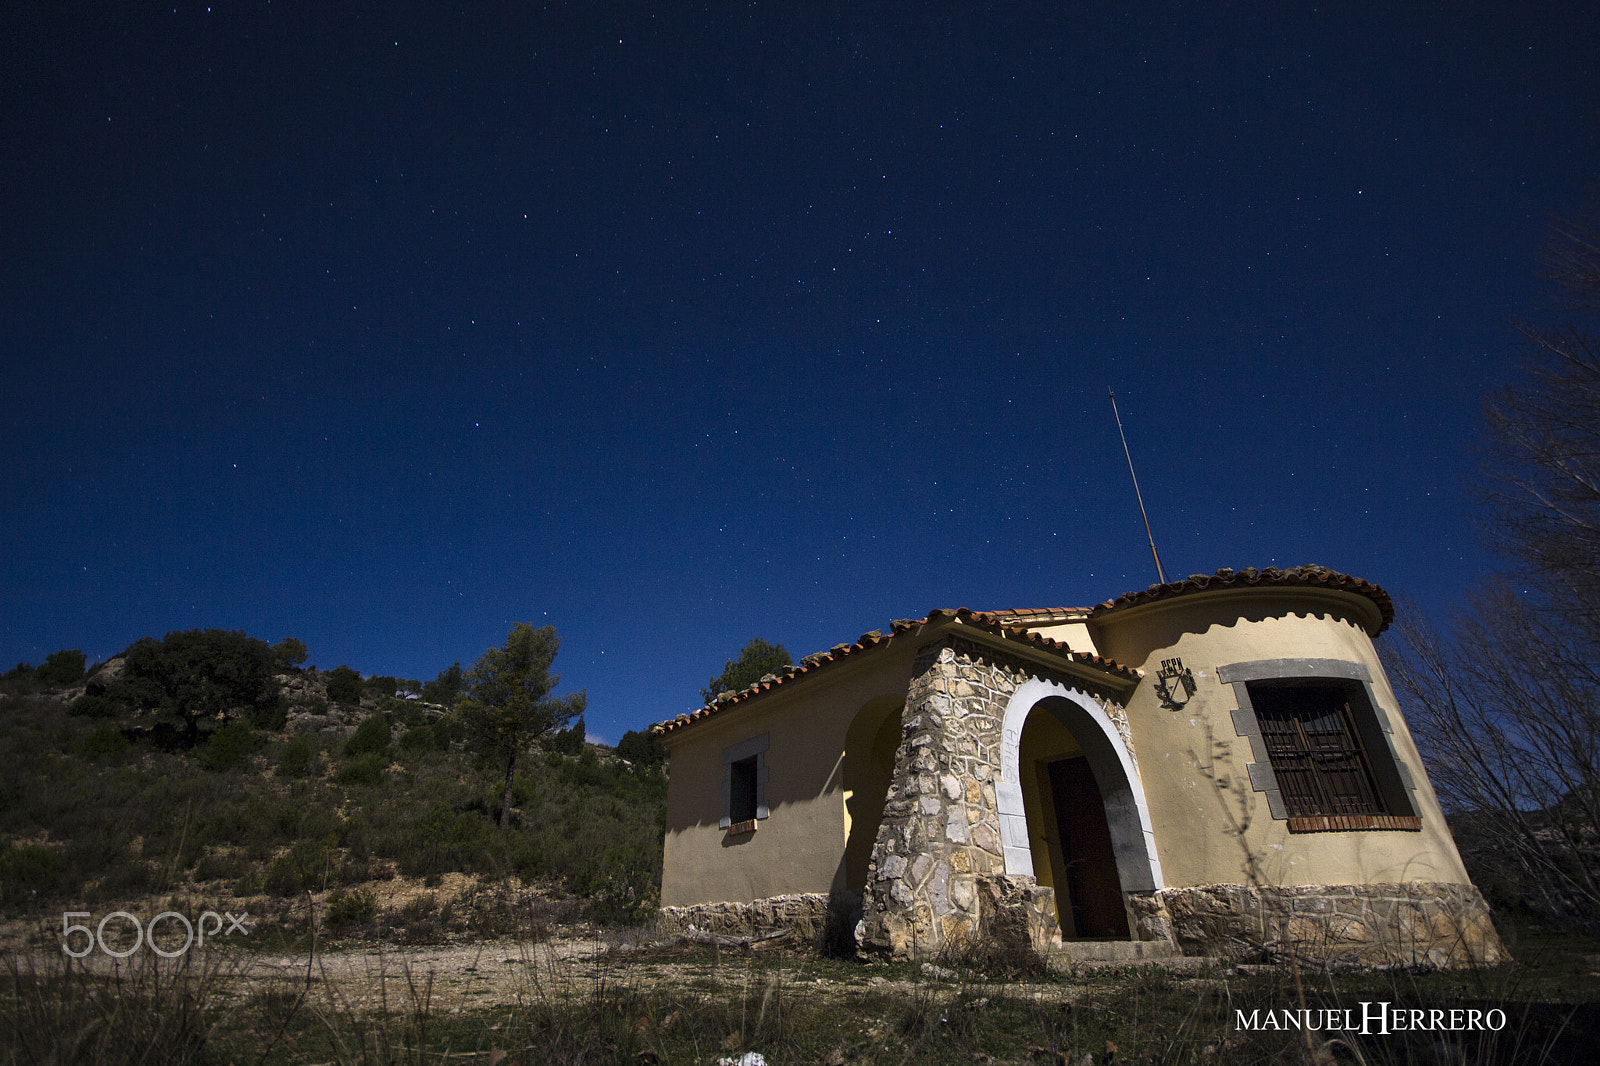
[720,733,769,831]
[1248,681,1384,818]
[729,755,759,823]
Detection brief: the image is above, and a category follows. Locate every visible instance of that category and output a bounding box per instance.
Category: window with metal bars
[1248,681,1386,819]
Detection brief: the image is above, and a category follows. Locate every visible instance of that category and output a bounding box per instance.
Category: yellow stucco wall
[1019,619,1097,655]
[658,644,913,908]
[662,585,1473,917]
[1085,592,1471,892]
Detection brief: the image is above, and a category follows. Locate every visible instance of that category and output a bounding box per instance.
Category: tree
[546,715,586,756]
[1383,211,1600,929]
[459,624,585,828]
[1479,215,1600,636]
[272,637,309,670]
[616,728,668,772]
[1385,587,1600,925]
[36,649,86,687]
[111,630,281,744]
[422,662,465,707]
[701,637,792,704]
[324,664,364,705]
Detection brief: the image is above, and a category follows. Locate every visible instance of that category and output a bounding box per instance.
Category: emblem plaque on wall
[1155,657,1196,710]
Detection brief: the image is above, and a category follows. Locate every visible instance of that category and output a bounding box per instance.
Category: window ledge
[725,819,759,836]
[1287,814,1421,833]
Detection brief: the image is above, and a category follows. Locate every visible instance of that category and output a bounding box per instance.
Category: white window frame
[720,733,770,830]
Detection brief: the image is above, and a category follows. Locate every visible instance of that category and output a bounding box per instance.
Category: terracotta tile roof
[1090,565,1395,633]
[977,606,1093,623]
[652,608,1139,736]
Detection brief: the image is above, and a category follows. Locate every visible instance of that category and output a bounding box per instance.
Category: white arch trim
[996,678,1165,892]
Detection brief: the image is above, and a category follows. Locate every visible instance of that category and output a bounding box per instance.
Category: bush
[324,664,363,705]
[421,663,464,707]
[194,848,248,884]
[66,693,122,719]
[0,843,64,907]
[72,726,128,761]
[272,637,309,669]
[363,675,400,698]
[398,722,441,753]
[111,630,281,742]
[36,649,86,687]
[343,712,391,758]
[276,734,317,777]
[575,841,659,926]
[263,838,336,896]
[325,886,378,931]
[616,729,668,771]
[334,751,388,786]
[195,721,264,772]
[547,715,586,755]
[245,696,288,731]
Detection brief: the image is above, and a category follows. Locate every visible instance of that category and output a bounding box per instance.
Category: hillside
[0,664,666,948]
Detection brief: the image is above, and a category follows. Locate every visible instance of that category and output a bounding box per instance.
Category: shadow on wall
[835,696,903,897]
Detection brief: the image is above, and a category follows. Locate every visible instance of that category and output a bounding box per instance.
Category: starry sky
[4,3,1598,743]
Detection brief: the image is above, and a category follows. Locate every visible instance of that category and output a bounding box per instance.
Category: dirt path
[242,937,619,1013]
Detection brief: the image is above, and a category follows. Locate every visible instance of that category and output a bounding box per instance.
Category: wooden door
[1048,757,1130,939]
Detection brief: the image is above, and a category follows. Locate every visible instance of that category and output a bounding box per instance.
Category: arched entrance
[996,680,1163,939]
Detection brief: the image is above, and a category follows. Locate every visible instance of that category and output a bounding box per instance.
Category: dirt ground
[4,927,1088,1020]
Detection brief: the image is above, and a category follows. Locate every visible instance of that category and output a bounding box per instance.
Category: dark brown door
[1048,757,1130,939]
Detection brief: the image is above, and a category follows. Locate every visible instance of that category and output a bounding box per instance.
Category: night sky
[5,3,1598,743]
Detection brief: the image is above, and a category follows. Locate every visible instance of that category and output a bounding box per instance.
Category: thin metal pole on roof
[1108,387,1168,586]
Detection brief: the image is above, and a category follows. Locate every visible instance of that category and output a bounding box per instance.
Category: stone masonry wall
[857,637,1124,957]
[1127,881,1508,968]
[658,892,836,944]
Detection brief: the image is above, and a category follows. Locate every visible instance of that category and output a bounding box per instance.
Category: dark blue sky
[4,2,1597,742]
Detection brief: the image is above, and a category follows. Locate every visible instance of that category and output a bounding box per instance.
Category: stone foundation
[657,892,839,945]
[1127,882,1508,968]
[975,875,1063,953]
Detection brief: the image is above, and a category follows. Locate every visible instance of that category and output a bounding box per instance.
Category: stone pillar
[858,637,1012,956]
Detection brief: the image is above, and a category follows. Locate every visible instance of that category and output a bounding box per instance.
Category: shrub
[194,848,248,884]
[276,734,316,777]
[343,712,391,758]
[245,696,288,731]
[324,665,363,705]
[398,722,445,754]
[66,693,122,718]
[546,715,586,755]
[325,887,378,931]
[396,804,498,880]
[72,726,128,761]
[575,841,660,926]
[36,649,86,687]
[421,663,464,707]
[363,675,400,698]
[0,843,64,907]
[617,729,668,771]
[272,636,309,668]
[263,838,335,896]
[334,751,388,786]
[195,720,264,773]
[111,630,281,743]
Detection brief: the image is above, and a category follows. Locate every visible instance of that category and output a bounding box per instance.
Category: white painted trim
[996,678,1165,891]
[720,733,770,829]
